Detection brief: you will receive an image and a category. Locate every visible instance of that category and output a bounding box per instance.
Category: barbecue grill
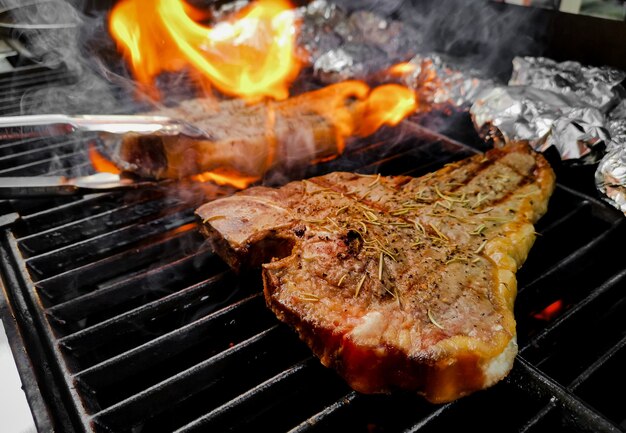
[1,1,625,432]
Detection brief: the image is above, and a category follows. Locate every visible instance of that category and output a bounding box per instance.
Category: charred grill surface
[0,69,625,432]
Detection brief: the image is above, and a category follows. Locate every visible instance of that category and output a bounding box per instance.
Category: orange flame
[88,144,121,174]
[170,222,197,235]
[191,169,260,190]
[302,81,418,152]
[108,0,420,183]
[388,62,417,76]
[357,84,418,136]
[110,0,300,101]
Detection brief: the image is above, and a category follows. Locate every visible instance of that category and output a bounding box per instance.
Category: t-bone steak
[195,142,556,403]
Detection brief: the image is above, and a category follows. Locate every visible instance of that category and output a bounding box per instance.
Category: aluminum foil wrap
[510,57,626,112]
[595,102,626,215]
[396,53,495,111]
[471,57,626,164]
[297,1,489,108]
[596,143,626,215]
[299,0,421,83]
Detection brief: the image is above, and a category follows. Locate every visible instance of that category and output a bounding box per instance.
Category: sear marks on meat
[196,143,556,403]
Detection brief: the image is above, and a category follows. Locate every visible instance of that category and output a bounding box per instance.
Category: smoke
[0,0,550,115]
[0,0,552,180]
[0,0,146,114]
[396,0,550,80]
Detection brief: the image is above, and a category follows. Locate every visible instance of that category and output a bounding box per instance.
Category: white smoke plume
[0,0,145,114]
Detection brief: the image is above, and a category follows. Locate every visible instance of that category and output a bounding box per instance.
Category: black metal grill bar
[512,269,626,432]
[0,72,73,88]
[0,98,73,117]
[522,270,626,386]
[569,333,626,390]
[310,132,473,179]
[0,140,84,170]
[90,325,284,431]
[0,85,75,110]
[56,270,233,359]
[520,268,626,356]
[34,228,199,302]
[545,336,626,432]
[286,391,359,433]
[45,161,92,177]
[509,357,623,433]
[0,135,64,152]
[0,150,88,176]
[47,247,215,325]
[0,67,71,88]
[73,293,267,394]
[517,219,620,297]
[0,132,98,160]
[17,192,117,232]
[0,73,73,94]
[68,277,269,411]
[17,195,189,254]
[533,200,589,235]
[402,404,455,433]
[0,84,75,109]
[24,209,196,278]
[173,358,318,433]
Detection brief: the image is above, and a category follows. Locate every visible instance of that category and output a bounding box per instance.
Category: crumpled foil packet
[509,57,626,112]
[471,86,610,162]
[298,0,421,83]
[596,103,626,215]
[471,57,626,164]
[596,143,626,215]
[395,53,495,111]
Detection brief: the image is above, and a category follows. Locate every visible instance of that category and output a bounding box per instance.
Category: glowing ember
[532,299,564,321]
[88,144,121,174]
[170,222,197,235]
[110,0,300,101]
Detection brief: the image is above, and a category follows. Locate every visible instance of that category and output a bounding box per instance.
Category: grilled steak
[107,95,341,180]
[196,143,556,403]
[106,82,416,181]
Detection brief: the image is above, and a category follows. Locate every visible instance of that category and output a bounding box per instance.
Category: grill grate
[0,61,625,433]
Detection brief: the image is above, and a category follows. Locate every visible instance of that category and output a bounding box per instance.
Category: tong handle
[0,114,204,139]
[0,176,77,198]
[0,115,77,139]
[0,173,161,198]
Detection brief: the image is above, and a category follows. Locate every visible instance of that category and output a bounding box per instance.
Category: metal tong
[0,113,210,198]
[0,114,209,140]
[0,173,164,198]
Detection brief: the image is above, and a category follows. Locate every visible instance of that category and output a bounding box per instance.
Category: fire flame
[110,0,300,101]
[106,0,420,189]
[388,62,417,76]
[191,169,260,190]
[88,144,121,174]
[316,82,417,152]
